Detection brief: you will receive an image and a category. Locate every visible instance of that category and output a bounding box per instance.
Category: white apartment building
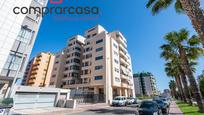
[50,25,135,104]
[133,72,158,96]
[0,0,48,98]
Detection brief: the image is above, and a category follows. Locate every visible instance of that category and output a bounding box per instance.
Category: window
[68,43,72,46]
[96,47,103,52]
[113,43,118,49]
[66,61,70,64]
[114,51,118,56]
[92,33,97,37]
[64,75,67,78]
[73,59,80,64]
[65,67,68,71]
[96,39,103,44]
[85,53,92,59]
[17,26,34,45]
[115,77,120,82]
[115,68,119,73]
[94,76,103,80]
[52,75,56,78]
[75,47,81,51]
[50,82,54,85]
[84,61,89,67]
[85,47,92,52]
[95,65,103,70]
[95,56,103,61]
[84,69,90,75]
[114,59,119,64]
[74,52,80,57]
[86,42,90,45]
[70,65,80,70]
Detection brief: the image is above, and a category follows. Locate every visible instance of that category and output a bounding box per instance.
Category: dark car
[138,101,162,115]
[154,100,168,113]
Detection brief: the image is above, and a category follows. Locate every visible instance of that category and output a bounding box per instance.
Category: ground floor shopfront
[68,85,134,104]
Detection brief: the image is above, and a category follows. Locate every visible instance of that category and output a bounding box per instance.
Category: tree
[200,77,204,97]
[146,0,204,48]
[161,28,204,112]
[169,80,177,98]
[165,60,187,102]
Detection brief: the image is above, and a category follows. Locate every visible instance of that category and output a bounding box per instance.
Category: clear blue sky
[30,0,204,92]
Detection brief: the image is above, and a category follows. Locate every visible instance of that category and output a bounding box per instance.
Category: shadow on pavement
[88,108,137,114]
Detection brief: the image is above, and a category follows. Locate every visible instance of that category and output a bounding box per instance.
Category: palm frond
[174,0,184,13]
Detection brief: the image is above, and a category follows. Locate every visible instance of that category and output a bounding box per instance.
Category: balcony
[119,44,127,54]
[117,33,127,48]
[30,76,36,80]
[28,79,35,84]
[36,58,41,62]
[121,74,129,80]
[121,82,128,88]
[120,58,128,66]
[31,71,37,75]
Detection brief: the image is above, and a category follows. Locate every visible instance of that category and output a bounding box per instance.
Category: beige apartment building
[50,25,135,104]
[22,52,55,87]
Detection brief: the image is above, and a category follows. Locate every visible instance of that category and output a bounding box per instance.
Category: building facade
[49,35,85,88]
[133,72,158,97]
[0,0,48,98]
[22,52,55,87]
[50,25,135,104]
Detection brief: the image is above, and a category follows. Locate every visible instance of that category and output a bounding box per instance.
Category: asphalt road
[69,104,138,115]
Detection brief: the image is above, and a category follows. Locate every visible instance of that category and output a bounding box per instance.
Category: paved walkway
[12,103,109,115]
[169,101,183,115]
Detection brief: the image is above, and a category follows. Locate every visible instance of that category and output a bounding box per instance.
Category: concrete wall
[11,86,70,109]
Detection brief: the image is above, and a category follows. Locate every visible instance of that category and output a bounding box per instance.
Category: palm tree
[146,0,204,48]
[164,58,194,104]
[161,28,204,112]
[169,80,177,99]
[164,60,187,102]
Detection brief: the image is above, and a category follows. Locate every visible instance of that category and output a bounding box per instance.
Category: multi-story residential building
[133,72,158,96]
[21,52,55,87]
[50,35,85,88]
[0,0,48,98]
[50,25,135,104]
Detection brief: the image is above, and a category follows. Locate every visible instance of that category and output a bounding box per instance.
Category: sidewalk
[169,101,183,115]
[12,103,109,115]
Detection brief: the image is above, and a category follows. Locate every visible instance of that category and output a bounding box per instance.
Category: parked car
[161,98,170,107]
[154,100,169,113]
[126,97,137,104]
[138,101,162,115]
[152,96,160,101]
[112,96,127,106]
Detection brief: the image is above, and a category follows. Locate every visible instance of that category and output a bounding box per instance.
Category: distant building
[133,72,158,97]
[22,52,55,87]
[161,89,171,97]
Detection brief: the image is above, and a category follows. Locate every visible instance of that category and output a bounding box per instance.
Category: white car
[112,96,127,106]
[126,97,137,104]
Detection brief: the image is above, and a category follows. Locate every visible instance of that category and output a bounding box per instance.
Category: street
[12,101,182,115]
[69,105,138,115]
